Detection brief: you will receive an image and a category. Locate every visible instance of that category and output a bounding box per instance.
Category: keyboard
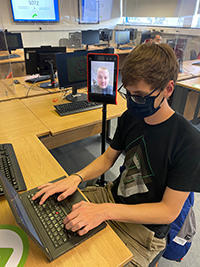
[0,54,21,60]
[54,100,102,116]
[192,62,200,66]
[28,193,76,248]
[25,75,51,83]
[119,47,133,50]
[94,43,108,47]
[0,143,26,195]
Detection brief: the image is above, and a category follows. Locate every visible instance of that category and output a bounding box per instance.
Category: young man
[150,31,162,44]
[33,43,200,266]
[91,66,113,95]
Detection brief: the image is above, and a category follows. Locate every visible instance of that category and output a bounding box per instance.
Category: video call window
[90,60,114,95]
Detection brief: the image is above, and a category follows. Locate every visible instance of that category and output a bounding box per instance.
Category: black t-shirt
[110,111,200,237]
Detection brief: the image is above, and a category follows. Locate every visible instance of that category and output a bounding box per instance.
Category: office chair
[59,38,73,47]
[148,248,166,267]
[190,49,197,60]
[103,47,114,54]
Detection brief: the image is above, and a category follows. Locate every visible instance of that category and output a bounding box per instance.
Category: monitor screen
[10,0,59,22]
[69,32,82,47]
[55,49,104,100]
[5,32,23,51]
[140,31,151,44]
[0,171,43,247]
[24,46,65,88]
[99,29,113,42]
[78,0,99,24]
[0,31,7,51]
[166,39,176,50]
[24,46,65,75]
[82,30,99,45]
[129,28,137,41]
[115,31,130,45]
[87,53,119,104]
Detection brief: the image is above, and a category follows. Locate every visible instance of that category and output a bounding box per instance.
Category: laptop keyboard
[28,193,77,248]
[0,143,26,195]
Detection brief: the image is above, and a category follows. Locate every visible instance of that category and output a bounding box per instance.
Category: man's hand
[63,201,107,236]
[31,175,82,204]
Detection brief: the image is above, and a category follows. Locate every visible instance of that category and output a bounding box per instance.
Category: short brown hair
[121,42,179,90]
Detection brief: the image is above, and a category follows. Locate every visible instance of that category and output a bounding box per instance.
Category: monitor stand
[40,60,59,89]
[65,83,87,102]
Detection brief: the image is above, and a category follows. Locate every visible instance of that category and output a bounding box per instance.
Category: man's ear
[164,80,174,98]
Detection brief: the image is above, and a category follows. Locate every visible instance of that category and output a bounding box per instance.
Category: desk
[21,91,127,149]
[2,76,61,99]
[0,99,49,138]
[0,50,25,78]
[0,136,132,267]
[172,77,200,123]
[0,80,16,100]
[0,50,24,64]
[177,59,200,81]
[0,87,132,266]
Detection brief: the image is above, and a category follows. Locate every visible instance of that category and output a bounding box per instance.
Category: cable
[26,75,40,98]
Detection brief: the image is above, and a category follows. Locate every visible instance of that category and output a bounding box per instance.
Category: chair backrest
[190,49,197,60]
[59,38,73,47]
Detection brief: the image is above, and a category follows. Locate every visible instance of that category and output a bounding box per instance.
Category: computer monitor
[24,46,66,88]
[129,28,137,42]
[0,31,7,51]
[99,29,113,43]
[5,32,23,53]
[140,31,151,44]
[0,31,23,53]
[81,30,99,49]
[167,38,187,72]
[56,49,104,101]
[115,31,130,49]
[166,39,176,50]
[69,32,82,48]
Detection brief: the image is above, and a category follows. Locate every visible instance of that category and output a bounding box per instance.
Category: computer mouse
[13,79,20,84]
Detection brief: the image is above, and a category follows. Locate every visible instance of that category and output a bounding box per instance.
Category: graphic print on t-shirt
[118,135,154,198]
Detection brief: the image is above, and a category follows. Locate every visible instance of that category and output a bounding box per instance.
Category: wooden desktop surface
[173,77,200,122]
[0,80,16,100]
[2,76,61,99]
[21,90,126,135]
[0,49,24,64]
[0,99,49,138]
[176,76,200,91]
[0,85,132,266]
[178,59,200,81]
[21,90,127,149]
[0,135,132,267]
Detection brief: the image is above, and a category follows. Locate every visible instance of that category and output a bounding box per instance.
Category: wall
[0,0,121,47]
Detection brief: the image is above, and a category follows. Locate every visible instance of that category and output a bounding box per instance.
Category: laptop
[0,172,107,261]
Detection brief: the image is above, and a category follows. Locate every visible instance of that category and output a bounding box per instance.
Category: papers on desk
[193,84,200,89]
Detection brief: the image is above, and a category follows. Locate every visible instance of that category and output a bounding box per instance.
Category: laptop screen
[0,171,43,246]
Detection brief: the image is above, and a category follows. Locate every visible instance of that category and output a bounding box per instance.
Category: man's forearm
[102,188,190,225]
[103,202,174,225]
[77,146,121,182]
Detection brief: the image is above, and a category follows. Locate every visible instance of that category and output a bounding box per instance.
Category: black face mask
[127,93,164,119]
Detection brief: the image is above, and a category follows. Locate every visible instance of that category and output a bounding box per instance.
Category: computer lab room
[0,0,200,266]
